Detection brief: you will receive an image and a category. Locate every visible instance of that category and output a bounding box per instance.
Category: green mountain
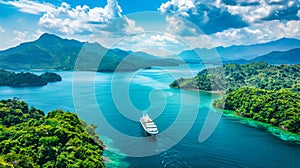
[223,48,300,64]
[250,48,300,64]
[0,33,183,71]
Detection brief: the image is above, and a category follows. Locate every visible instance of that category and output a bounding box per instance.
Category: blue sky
[0,0,300,55]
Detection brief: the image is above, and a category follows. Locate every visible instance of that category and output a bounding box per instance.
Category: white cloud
[0,26,5,33]
[13,30,28,44]
[209,20,300,48]
[1,0,55,15]
[226,2,272,23]
[244,27,263,35]
[110,32,187,55]
[165,15,198,36]
[150,34,180,44]
[159,0,195,17]
[166,15,185,34]
[182,35,213,49]
[219,0,300,23]
[38,0,145,36]
[123,17,144,35]
[3,0,137,36]
[38,0,122,35]
[33,29,45,39]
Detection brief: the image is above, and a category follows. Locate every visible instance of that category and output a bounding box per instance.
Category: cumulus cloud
[262,3,300,21]
[38,0,122,35]
[3,0,144,36]
[158,0,300,50]
[160,0,299,36]
[209,20,300,47]
[38,0,145,36]
[221,0,300,22]
[165,15,199,36]
[159,0,196,17]
[122,17,144,35]
[159,0,248,34]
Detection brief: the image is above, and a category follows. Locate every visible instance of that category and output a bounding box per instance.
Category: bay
[1,64,300,167]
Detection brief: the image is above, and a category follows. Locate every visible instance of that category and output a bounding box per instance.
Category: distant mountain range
[178,38,300,64]
[249,48,300,64]
[1,33,299,70]
[0,33,183,71]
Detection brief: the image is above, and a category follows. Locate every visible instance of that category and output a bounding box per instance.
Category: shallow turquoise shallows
[1,64,300,168]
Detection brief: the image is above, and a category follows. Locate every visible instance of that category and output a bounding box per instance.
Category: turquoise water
[1,64,300,167]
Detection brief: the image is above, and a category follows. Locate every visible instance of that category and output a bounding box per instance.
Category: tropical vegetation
[0,70,61,87]
[171,62,300,134]
[0,98,104,168]
[170,62,300,93]
[214,87,300,133]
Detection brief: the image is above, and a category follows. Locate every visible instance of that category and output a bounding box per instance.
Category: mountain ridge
[0,33,183,71]
[178,37,300,63]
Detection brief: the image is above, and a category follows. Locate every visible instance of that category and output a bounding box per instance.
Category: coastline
[172,87,300,142]
[171,86,225,94]
[101,136,129,168]
[216,108,300,142]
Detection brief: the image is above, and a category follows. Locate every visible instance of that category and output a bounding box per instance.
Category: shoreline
[172,87,300,142]
[216,107,300,142]
[171,86,225,94]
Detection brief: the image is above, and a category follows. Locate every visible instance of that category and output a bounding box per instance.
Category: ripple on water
[160,151,192,168]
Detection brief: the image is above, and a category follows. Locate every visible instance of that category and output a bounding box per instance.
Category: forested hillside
[171,62,300,135]
[0,70,61,87]
[214,87,300,133]
[0,33,183,71]
[0,98,104,167]
[170,62,300,93]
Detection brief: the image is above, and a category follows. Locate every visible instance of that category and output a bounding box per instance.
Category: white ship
[140,114,159,135]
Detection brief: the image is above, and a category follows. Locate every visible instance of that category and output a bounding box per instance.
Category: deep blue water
[1,64,300,167]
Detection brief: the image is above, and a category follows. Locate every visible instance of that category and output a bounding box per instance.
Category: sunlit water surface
[1,64,300,167]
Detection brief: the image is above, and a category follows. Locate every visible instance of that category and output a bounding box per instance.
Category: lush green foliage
[0,70,62,87]
[0,99,104,168]
[170,62,300,92]
[171,62,300,134]
[214,87,300,133]
[0,98,44,127]
[0,33,183,72]
[39,72,62,82]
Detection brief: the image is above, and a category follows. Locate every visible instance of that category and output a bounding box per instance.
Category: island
[0,98,104,167]
[170,62,300,92]
[170,62,300,135]
[0,70,62,87]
